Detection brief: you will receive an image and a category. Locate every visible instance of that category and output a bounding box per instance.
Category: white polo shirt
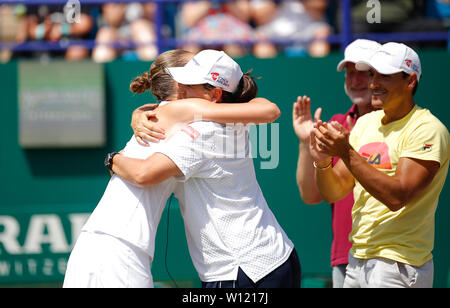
[156,121,294,283]
[81,135,176,259]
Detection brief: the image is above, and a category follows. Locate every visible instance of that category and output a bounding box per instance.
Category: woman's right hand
[131,104,166,146]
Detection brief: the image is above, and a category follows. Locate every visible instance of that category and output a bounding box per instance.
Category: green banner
[0,211,90,284]
[18,61,105,148]
[1,52,449,287]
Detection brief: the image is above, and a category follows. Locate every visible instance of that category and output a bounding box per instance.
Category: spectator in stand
[248,0,277,57]
[26,4,94,61]
[176,0,254,58]
[93,2,157,63]
[341,0,415,34]
[427,0,450,21]
[252,0,331,58]
[426,0,450,49]
[0,4,27,63]
[341,0,449,49]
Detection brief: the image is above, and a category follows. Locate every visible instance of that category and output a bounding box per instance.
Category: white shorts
[344,254,434,288]
[63,231,153,288]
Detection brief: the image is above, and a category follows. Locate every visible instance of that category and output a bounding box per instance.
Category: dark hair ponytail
[221,69,259,103]
[130,72,151,94]
[129,49,193,101]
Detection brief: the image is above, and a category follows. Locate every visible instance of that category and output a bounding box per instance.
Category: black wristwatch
[104,151,120,173]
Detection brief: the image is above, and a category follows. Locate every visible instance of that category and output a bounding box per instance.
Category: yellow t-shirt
[348,105,450,266]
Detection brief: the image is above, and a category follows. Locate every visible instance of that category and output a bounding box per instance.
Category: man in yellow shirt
[310,42,450,288]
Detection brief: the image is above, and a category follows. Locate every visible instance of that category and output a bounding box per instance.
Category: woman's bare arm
[131,97,280,145]
[111,152,182,187]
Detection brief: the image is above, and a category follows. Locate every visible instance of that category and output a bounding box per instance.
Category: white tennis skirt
[63,231,153,288]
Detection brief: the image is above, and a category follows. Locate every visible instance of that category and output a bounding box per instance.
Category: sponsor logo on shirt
[181,125,200,140]
[423,143,432,151]
[358,142,392,169]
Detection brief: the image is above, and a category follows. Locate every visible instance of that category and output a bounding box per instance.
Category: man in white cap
[310,42,450,288]
[293,39,380,287]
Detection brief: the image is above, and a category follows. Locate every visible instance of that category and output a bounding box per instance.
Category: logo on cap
[210,72,230,88]
[211,72,219,81]
[405,59,412,67]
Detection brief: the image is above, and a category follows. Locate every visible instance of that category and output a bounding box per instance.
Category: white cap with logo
[166,49,243,93]
[356,42,422,82]
[337,39,381,72]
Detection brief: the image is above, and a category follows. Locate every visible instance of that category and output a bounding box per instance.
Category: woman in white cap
[63,49,281,288]
[111,49,301,288]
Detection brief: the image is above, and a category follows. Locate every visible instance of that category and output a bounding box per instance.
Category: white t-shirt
[156,121,294,283]
[82,135,176,259]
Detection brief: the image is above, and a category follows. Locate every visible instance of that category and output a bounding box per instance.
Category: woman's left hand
[131,105,166,146]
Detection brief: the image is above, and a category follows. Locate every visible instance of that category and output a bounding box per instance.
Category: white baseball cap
[356,42,422,82]
[166,49,243,93]
[336,39,381,72]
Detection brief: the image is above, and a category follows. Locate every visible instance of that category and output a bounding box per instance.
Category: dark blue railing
[0,0,448,53]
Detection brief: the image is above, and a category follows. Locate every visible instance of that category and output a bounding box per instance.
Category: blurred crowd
[0,0,449,63]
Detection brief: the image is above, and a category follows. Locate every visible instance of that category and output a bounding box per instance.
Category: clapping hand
[292,95,322,143]
[311,121,351,159]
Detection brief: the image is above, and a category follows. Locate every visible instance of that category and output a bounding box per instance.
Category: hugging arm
[111,152,182,187]
[131,103,165,144]
[191,97,281,124]
[131,98,280,145]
